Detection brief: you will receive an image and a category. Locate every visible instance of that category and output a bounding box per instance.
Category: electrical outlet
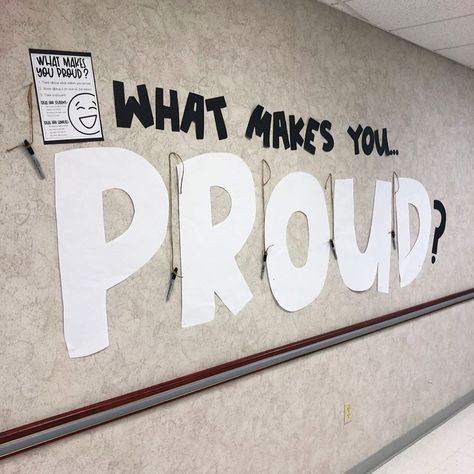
[344,402,352,424]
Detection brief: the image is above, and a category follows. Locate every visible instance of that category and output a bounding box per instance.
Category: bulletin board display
[0,0,473,432]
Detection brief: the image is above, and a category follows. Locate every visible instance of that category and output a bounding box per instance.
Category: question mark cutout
[431,200,446,263]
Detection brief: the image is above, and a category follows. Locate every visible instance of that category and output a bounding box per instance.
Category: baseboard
[347,389,474,474]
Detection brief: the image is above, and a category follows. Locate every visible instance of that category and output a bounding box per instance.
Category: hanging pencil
[325,173,338,260]
[260,159,272,279]
[6,83,45,179]
[166,152,184,302]
[391,171,399,250]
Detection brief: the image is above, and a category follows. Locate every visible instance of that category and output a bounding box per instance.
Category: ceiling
[318,0,474,69]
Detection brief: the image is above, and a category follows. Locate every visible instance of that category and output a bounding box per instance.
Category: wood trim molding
[1,288,473,458]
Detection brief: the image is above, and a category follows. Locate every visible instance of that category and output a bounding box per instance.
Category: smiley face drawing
[67,93,101,135]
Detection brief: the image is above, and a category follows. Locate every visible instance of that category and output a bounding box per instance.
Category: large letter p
[55,147,168,358]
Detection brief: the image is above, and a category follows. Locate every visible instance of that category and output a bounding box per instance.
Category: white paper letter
[178,153,255,327]
[396,178,432,287]
[334,179,391,293]
[265,172,329,311]
[56,147,168,357]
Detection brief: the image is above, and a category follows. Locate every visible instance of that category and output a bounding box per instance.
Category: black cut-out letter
[205,96,228,140]
[113,81,154,128]
[375,128,390,156]
[347,124,363,155]
[155,88,180,132]
[245,105,271,148]
[289,115,305,150]
[320,120,334,152]
[273,111,290,149]
[362,126,375,155]
[304,117,320,155]
[181,93,205,139]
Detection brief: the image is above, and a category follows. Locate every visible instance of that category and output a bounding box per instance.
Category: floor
[374,403,474,473]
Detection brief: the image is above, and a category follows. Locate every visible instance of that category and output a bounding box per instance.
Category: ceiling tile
[317,0,474,69]
[437,43,474,67]
[332,2,366,21]
[394,14,474,51]
[347,0,474,31]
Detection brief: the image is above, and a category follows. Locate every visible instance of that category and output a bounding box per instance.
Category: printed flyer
[29,49,104,144]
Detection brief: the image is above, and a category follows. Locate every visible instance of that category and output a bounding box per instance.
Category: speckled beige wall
[0,0,473,472]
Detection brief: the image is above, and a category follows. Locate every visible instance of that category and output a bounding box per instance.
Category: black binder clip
[329,238,337,260]
[390,230,396,250]
[166,267,178,302]
[260,245,274,280]
[260,249,268,280]
[23,140,45,179]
